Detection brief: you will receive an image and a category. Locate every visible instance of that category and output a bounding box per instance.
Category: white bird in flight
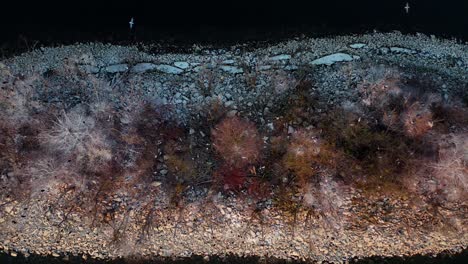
[404,3,410,14]
[129,17,135,29]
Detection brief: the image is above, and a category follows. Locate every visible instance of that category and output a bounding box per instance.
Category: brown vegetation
[0,58,467,248]
[211,116,262,168]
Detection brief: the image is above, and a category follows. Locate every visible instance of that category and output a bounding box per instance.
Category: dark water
[0,0,467,57]
[0,250,467,264]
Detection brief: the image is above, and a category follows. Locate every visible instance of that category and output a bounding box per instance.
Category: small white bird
[129,17,135,30]
[404,2,410,14]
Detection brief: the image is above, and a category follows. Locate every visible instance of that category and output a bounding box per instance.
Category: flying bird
[404,3,410,14]
[129,17,135,30]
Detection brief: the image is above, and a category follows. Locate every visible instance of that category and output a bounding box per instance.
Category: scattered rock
[270,54,291,61]
[131,63,157,73]
[155,64,184,74]
[390,47,417,54]
[79,65,100,74]
[4,206,14,214]
[380,47,390,54]
[174,61,190,69]
[104,64,129,73]
[311,53,357,65]
[227,110,238,117]
[258,65,272,71]
[222,59,235,65]
[220,65,243,74]
[350,43,367,49]
[284,65,298,71]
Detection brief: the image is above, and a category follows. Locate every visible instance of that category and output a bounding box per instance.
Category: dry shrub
[273,186,302,220]
[271,70,298,94]
[430,133,467,202]
[283,129,338,187]
[42,108,112,167]
[269,135,288,159]
[112,102,185,190]
[24,158,84,196]
[247,178,271,200]
[430,103,468,131]
[319,109,422,184]
[357,66,439,138]
[204,97,228,124]
[280,79,317,126]
[197,67,216,96]
[401,102,434,138]
[0,121,18,168]
[213,165,247,191]
[163,139,196,183]
[212,116,262,167]
[76,132,113,172]
[0,121,23,201]
[0,70,44,123]
[358,66,401,108]
[303,178,351,229]
[41,109,96,154]
[404,133,467,203]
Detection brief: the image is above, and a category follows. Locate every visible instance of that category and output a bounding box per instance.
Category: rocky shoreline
[0,32,467,263]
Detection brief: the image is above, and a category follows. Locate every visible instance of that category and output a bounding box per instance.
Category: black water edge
[0,248,467,264]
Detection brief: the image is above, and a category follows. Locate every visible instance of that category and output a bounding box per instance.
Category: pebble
[270,54,291,61]
[350,43,367,49]
[131,63,157,73]
[220,65,243,74]
[226,110,238,117]
[224,101,235,107]
[390,47,417,54]
[79,65,100,74]
[174,61,190,69]
[104,64,129,73]
[222,59,235,64]
[5,206,13,214]
[155,64,184,74]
